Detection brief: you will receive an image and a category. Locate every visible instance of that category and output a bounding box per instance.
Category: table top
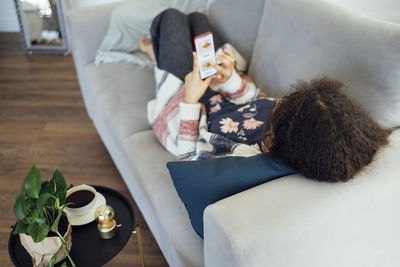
[9,185,135,267]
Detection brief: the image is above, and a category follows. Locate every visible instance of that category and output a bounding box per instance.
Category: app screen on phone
[194,32,217,79]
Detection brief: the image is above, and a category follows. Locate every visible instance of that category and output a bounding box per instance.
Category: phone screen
[194,32,217,79]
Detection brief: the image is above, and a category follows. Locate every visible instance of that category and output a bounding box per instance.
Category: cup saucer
[64,192,106,226]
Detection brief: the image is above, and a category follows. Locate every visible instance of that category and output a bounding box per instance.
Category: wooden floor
[0,33,168,267]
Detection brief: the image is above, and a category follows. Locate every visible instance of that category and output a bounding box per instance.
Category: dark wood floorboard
[0,33,168,267]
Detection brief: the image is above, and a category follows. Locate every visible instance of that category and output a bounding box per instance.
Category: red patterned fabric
[178,120,199,138]
[153,86,186,145]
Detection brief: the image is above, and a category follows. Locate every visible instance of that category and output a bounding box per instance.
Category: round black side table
[9,185,144,267]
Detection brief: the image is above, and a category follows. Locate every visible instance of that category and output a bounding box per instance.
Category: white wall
[66,0,123,9]
[1,0,399,32]
[0,0,20,32]
[0,0,124,32]
[328,0,400,23]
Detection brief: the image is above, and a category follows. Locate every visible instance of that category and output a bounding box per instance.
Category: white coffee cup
[64,184,98,215]
[63,184,106,225]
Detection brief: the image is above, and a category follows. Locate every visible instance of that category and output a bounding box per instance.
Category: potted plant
[13,165,76,267]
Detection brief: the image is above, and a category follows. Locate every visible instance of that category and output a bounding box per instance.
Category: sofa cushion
[167,153,297,237]
[204,129,400,267]
[249,0,400,129]
[122,130,204,267]
[83,63,156,138]
[208,0,265,65]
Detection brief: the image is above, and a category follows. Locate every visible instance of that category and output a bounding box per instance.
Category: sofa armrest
[65,2,123,83]
[204,130,400,267]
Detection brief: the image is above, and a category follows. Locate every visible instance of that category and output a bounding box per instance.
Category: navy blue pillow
[166,153,297,237]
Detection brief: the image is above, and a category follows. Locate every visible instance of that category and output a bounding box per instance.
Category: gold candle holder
[95,204,118,239]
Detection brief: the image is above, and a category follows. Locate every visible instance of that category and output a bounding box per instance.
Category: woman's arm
[176,52,214,160]
[184,52,214,104]
[213,49,260,104]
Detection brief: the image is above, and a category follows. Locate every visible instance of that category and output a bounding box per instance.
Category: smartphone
[194,32,217,79]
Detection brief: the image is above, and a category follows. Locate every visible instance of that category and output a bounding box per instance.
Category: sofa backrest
[208,0,265,66]
[249,0,400,129]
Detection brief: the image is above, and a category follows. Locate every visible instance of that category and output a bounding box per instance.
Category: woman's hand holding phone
[184,52,214,104]
[213,49,235,84]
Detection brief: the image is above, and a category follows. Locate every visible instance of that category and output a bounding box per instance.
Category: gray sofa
[65,0,400,266]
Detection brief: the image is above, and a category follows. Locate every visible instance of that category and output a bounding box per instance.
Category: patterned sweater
[147,45,276,161]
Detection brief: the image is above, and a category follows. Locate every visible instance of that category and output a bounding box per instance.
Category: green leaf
[27,221,49,243]
[37,193,51,215]
[24,198,32,213]
[41,181,56,206]
[61,262,67,267]
[55,198,60,210]
[48,254,56,267]
[28,197,36,211]
[51,210,62,233]
[42,180,53,194]
[13,193,26,220]
[29,208,46,225]
[58,189,67,207]
[53,169,67,190]
[37,216,47,225]
[52,169,67,206]
[13,220,28,235]
[29,209,39,221]
[23,165,42,199]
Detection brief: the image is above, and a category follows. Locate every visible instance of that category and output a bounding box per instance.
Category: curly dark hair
[266,77,389,182]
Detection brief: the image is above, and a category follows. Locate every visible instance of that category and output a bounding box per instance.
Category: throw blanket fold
[95,0,212,66]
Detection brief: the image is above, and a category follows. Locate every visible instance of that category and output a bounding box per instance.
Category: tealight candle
[95,204,118,239]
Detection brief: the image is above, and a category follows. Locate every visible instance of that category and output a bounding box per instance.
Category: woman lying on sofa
[144,8,389,183]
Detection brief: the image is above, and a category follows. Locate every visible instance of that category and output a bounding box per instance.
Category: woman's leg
[187,12,224,50]
[150,9,225,81]
[150,8,193,81]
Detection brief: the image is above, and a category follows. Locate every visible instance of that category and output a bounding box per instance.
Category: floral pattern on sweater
[147,45,276,161]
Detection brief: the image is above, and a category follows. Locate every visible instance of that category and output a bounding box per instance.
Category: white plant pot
[19,220,72,267]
